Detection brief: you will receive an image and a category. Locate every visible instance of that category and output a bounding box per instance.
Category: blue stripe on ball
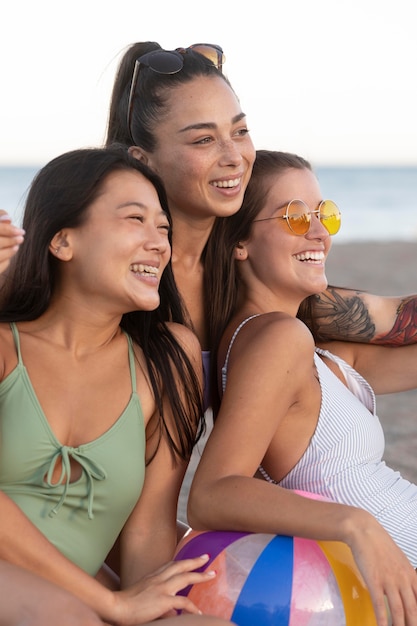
[232,535,293,626]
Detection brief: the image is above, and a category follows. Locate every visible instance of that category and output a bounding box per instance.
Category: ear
[128,145,149,164]
[234,242,248,261]
[49,230,73,261]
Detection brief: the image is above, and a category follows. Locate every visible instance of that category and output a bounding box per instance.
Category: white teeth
[130,263,158,275]
[294,251,325,262]
[211,178,240,188]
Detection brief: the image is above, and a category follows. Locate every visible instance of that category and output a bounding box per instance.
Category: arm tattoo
[307,288,376,342]
[373,296,417,345]
[305,289,417,345]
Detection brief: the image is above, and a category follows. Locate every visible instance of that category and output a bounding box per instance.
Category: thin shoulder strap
[10,322,23,364]
[315,346,375,413]
[221,314,261,392]
[124,332,137,392]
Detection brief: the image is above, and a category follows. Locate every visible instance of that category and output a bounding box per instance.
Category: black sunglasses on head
[127,44,225,144]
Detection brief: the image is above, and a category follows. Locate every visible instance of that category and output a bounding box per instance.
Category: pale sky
[1,0,416,167]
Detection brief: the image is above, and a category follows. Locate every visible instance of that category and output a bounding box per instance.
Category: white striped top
[222,316,417,567]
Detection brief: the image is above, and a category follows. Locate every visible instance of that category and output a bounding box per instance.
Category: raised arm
[301,286,417,345]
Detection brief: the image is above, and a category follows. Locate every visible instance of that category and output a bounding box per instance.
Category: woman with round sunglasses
[188,151,417,626]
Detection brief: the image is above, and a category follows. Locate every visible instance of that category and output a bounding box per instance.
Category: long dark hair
[106,42,237,350]
[0,146,204,463]
[209,150,314,414]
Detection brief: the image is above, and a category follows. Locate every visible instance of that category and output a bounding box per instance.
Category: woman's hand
[0,212,25,274]
[111,554,216,625]
[348,511,417,626]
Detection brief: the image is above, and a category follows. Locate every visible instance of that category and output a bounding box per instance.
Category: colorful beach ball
[175,529,379,626]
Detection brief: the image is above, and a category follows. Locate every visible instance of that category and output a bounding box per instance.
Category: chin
[314,275,328,292]
[133,297,161,312]
[214,197,245,219]
[304,279,328,298]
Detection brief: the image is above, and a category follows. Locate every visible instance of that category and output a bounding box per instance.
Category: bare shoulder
[220,313,318,421]
[234,311,313,347]
[165,321,202,359]
[0,323,16,379]
[224,312,315,368]
[166,321,200,347]
[0,322,13,341]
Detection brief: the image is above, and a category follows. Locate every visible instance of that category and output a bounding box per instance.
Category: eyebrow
[179,112,247,134]
[116,201,168,218]
[116,201,147,210]
[275,202,291,212]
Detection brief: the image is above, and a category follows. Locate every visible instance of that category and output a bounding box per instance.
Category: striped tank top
[222,315,417,567]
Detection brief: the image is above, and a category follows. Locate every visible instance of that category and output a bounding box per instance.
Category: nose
[306,211,330,240]
[144,224,171,254]
[218,139,243,167]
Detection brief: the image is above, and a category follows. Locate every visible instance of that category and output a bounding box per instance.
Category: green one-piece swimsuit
[0,323,146,575]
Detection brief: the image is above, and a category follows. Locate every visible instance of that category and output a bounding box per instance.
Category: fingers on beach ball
[175,529,379,626]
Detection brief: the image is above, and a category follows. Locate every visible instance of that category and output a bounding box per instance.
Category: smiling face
[141,75,255,224]
[60,169,171,315]
[240,167,332,313]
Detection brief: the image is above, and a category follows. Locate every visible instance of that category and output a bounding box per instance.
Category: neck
[169,213,216,349]
[235,286,301,319]
[171,211,216,268]
[23,299,124,357]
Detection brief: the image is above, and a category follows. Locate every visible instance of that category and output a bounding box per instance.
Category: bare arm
[318,339,417,395]
[0,560,104,626]
[0,560,234,626]
[0,490,116,616]
[119,423,189,588]
[302,287,417,345]
[188,314,417,626]
[120,324,204,588]
[0,323,218,623]
[0,490,219,624]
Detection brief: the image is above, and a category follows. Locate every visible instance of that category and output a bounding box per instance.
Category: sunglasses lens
[320,200,341,235]
[188,44,225,69]
[140,50,184,74]
[287,200,311,235]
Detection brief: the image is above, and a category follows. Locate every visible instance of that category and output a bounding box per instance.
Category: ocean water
[0,166,39,226]
[316,166,417,243]
[0,165,416,243]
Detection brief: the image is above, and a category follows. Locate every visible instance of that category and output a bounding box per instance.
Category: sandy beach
[178,240,417,522]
